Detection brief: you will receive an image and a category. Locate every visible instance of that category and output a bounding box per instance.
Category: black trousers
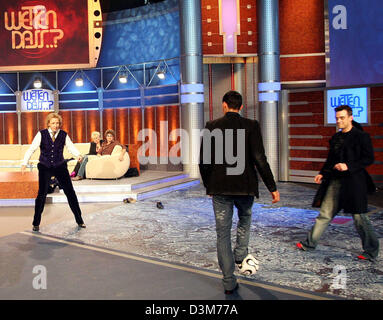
[33,162,84,226]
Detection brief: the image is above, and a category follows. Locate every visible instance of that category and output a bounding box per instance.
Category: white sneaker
[236,254,259,275]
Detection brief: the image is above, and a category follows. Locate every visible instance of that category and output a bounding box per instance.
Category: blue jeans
[303,179,380,259]
[212,195,254,291]
[77,155,89,178]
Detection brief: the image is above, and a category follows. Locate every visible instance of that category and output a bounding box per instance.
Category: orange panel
[59,110,72,138]
[72,110,86,143]
[37,112,51,131]
[155,106,168,157]
[102,109,115,139]
[129,107,142,151]
[0,114,4,144]
[115,108,129,145]
[168,105,180,157]
[279,0,325,54]
[5,113,18,144]
[86,110,100,142]
[21,112,37,144]
[281,56,325,82]
[144,107,155,157]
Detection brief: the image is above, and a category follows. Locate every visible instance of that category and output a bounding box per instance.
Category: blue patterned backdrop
[98,0,180,67]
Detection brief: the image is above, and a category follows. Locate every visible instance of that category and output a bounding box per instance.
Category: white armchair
[85,145,130,179]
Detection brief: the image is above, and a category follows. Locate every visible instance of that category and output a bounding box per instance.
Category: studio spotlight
[119,74,128,83]
[33,79,42,89]
[157,70,165,80]
[75,78,84,87]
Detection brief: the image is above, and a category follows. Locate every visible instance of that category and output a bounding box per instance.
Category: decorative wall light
[75,77,84,86]
[119,73,128,83]
[33,78,42,89]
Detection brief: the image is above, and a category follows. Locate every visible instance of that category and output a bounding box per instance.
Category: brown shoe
[71,176,83,181]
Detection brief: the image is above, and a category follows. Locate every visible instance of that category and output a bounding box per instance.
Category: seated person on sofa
[70,131,103,179]
[98,129,126,159]
[72,129,126,181]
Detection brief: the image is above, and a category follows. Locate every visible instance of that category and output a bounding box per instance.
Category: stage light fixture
[33,79,42,89]
[157,70,165,79]
[119,74,128,83]
[75,78,84,87]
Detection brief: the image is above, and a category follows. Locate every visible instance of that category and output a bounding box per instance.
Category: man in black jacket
[297,105,379,261]
[199,91,280,294]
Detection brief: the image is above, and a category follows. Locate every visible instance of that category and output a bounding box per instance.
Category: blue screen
[328,0,383,86]
[326,87,368,124]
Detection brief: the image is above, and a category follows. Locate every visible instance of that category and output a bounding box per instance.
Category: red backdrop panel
[59,110,72,138]
[5,113,18,144]
[144,107,155,157]
[86,110,100,142]
[21,112,37,144]
[155,106,167,157]
[115,108,129,145]
[129,107,142,148]
[102,109,115,139]
[281,56,326,82]
[71,110,86,143]
[279,0,325,54]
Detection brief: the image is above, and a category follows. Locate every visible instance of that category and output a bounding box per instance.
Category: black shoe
[32,226,39,232]
[78,224,86,228]
[224,283,239,295]
[156,201,164,209]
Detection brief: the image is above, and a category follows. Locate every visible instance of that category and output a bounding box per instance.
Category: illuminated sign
[325,87,369,124]
[0,0,102,71]
[21,89,54,112]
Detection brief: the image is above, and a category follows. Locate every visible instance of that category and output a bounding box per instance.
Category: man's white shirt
[21,128,81,167]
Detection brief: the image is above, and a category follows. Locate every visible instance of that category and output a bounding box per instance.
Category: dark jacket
[199,112,277,197]
[313,126,375,213]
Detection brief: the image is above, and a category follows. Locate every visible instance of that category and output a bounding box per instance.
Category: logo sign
[0,0,102,71]
[21,89,54,112]
[326,87,369,124]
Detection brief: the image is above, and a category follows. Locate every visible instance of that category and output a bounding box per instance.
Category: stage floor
[0,182,381,300]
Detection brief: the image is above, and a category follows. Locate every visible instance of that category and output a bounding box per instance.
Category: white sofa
[0,143,130,180]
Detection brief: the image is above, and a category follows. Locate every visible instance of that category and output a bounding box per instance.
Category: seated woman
[71,131,103,181]
[97,129,127,160]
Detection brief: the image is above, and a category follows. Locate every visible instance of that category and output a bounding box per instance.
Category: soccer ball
[237,254,259,275]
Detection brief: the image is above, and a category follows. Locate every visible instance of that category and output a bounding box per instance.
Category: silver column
[257,0,280,179]
[179,0,204,178]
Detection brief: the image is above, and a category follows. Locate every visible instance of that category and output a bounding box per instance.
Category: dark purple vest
[39,129,67,168]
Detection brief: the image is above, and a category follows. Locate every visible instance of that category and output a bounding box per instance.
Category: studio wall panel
[115,108,129,145]
[280,56,326,82]
[155,106,168,157]
[129,107,142,149]
[21,112,37,145]
[168,105,180,156]
[4,113,18,144]
[71,110,86,143]
[59,111,72,139]
[0,114,4,144]
[144,107,156,157]
[102,109,116,137]
[86,110,101,141]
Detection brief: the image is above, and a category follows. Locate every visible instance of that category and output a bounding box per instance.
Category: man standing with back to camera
[297,105,379,261]
[199,90,280,295]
